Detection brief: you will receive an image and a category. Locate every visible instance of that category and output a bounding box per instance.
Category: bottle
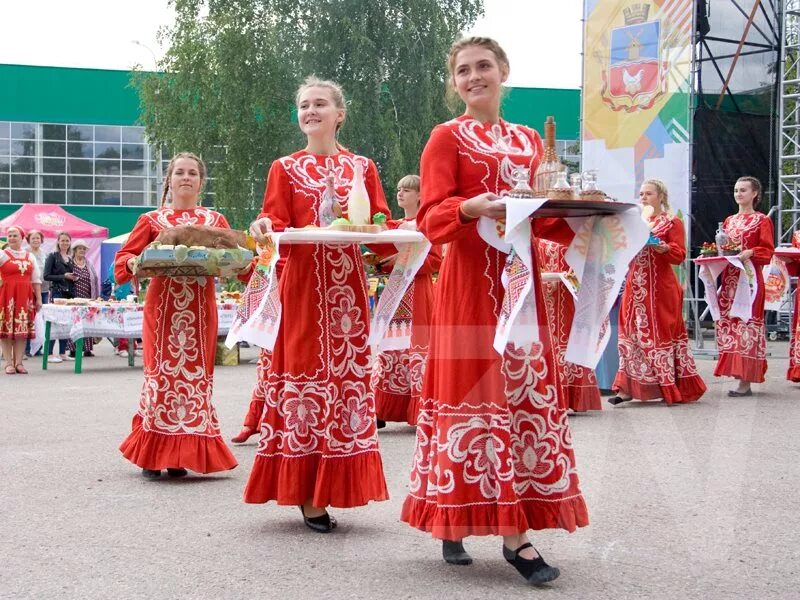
[347,161,371,225]
[715,222,728,256]
[533,116,563,197]
[319,174,338,227]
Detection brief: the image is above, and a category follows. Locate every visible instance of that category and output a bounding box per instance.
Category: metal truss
[778,0,800,245]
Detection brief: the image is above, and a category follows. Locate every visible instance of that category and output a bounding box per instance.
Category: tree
[135,0,484,226]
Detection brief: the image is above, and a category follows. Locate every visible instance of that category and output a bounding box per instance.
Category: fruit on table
[331,217,351,226]
[372,213,387,225]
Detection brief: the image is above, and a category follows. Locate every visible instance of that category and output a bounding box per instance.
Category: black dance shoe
[503,543,560,584]
[141,469,161,479]
[727,389,753,397]
[299,506,337,533]
[166,468,188,478]
[376,419,387,430]
[442,540,473,565]
[607,395,632,406]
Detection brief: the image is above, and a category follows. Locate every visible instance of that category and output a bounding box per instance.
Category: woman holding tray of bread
[114,152,240,479]
[713,176,774,396]
[245,77,391,532]
[399,37,587,585]
[609,179,706,406]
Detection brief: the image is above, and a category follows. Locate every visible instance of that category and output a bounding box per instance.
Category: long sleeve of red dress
[114,215,154,286]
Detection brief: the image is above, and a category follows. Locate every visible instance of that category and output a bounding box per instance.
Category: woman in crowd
[246,76,391,532]
[66,239,99,358]
[24,230,48,358]
[371,174,442,427]
[610,180,706,405]
[784,231,800,383]
[0,225,42,374]
[714,176,774,396]
[44,231,75,363]
[536,239,602,412]
[115,152,239,479]
[400,37,587,585]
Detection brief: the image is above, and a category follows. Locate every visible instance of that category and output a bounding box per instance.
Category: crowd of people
[2,35,799,587]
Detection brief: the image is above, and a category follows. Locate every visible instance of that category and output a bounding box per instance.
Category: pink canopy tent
[0,205,108,273]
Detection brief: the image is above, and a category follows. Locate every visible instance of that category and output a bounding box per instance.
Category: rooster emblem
[623,68,644,95]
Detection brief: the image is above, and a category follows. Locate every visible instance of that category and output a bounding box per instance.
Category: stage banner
[582,0,694,236]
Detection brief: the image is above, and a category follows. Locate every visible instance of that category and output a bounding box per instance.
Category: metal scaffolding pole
[778,0,800,245]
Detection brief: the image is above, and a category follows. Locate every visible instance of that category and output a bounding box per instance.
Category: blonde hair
[161,152,206,207]
[736,176,762,207]
[446,36,510,107]
[396,174,420,192]
[642,178,671,213]
[295,76,347,130]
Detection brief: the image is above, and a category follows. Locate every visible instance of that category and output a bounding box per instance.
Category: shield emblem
[601,19,664,112]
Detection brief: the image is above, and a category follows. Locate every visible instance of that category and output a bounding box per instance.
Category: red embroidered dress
[0,249,38,339]
[786,231,800,382]
[613,214,706,403]
[372,239,442,425]
[115,207,238,474]
[714,212,774,383]
[241,349,271,431]
[535,239,602,412]
[401,117,589,540]
[243,150,391,508]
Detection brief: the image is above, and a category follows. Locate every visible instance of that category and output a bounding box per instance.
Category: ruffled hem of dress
[119,414,238,474]
[613,372,706,404]
[242,399,265,430]
[243,450,389,508]
[565,385,602,412]
[400,493,589,539]
[714,352,767,383]
[787,365,800,383]
[375,389,415,424]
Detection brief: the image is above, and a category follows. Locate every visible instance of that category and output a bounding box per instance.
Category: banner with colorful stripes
[582,0,693,231]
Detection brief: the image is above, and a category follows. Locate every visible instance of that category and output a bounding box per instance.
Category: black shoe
[727,389,753,397]
[607,395,631,406]
[84,351,95,357]
[299,506,337,533]
[376,419,387,430]
[442,540,473,565]
[142,469,161,479]
[503,543,560,584]
[68,351,76,358]
[166,468,188,478]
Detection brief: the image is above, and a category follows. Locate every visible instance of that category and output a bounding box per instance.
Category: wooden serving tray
[276,228,425,245]
[531,199,636,218]
[135,246,254,278]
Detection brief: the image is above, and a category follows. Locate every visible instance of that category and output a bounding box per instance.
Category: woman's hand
[126,258,137,274]
[653,242,669,254]
[249,217,273,241]
[460,192,505,221]
[739,249,754,261]
[64,272,76,281]
[36,297,43,311]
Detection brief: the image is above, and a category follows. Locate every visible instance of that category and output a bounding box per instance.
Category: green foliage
[134,0,484,226]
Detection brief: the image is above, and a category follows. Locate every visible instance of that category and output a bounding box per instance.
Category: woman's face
[639,184,662,213]
[58,235,71,253]
[297,86,344,140]
[453,46,508,111]
[74,246,86,259]
[396,186,420,211]
[170,158,203,202]
[734,180,757,208]
[28,233,42,249]
[6,228,22,248]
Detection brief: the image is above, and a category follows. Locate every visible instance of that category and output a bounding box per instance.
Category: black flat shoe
[376,419,387,430]
[442,540,473,565]
[503,543,560,585]
[299,506,337,533]
[142,469,161,479]
[607,395,632,406]
[727,389,753,397]
[166,468,188,478]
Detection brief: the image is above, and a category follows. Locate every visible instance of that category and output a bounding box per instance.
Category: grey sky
[0,0,582,89]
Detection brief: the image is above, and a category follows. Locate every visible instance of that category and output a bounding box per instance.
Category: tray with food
[529,198,636,218]
[134,245,253,278]
[775,248,800,261]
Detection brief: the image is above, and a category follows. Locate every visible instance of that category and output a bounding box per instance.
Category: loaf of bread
[155,225,246,249]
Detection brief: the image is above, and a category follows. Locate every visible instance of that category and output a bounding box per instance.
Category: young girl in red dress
[611,180,706,405]
[400,37,588,585]
[0,225,42,374]
[245,77,391,532]
[714,177,774,396]
[115,152,240,479]
[371,175,443,427]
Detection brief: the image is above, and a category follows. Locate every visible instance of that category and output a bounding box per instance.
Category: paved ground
[2,341,799,600]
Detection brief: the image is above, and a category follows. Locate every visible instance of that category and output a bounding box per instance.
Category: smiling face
[734,180,758,209]
[452,45,508,112]
[169,157,203,204]
[57,233,71,254]
[639,183,663,215]
[28,232,42,250]
[6,228,22,249]
[297,86,344,141]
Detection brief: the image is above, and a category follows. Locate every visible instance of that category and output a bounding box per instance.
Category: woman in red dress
[0,225,42,374]
[610,180,706,405]
[784,231,800,382]
[714,177,774,396]
[245,77,390,532]
[115,152,239,479]
[536,239,602,412]
[231,349,271,444]
[400,38,588,585]
[372,175,443,427]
